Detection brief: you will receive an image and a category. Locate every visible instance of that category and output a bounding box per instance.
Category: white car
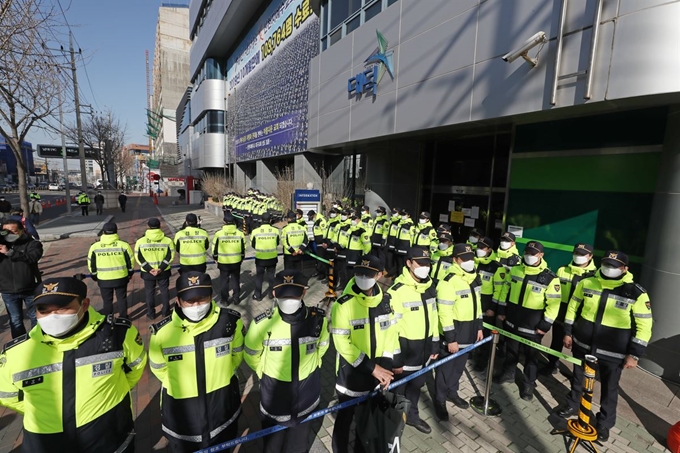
[48,183,60,191]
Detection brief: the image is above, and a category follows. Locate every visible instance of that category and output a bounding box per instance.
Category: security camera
[502,31,547,67]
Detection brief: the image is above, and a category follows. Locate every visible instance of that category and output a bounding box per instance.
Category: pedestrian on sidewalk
[212,212,245,305]
[77,191,90,216]
[0,219,43,338]
[8,209,39,241]
[174,213,209,274]
[0,277,146,453]
[28,196,43,225]
[118,191,127,212]
[88,222,134,317]
[135,218,174,320]
[0,196,11,221]
[149,272,244,452]
[94,191,105,215]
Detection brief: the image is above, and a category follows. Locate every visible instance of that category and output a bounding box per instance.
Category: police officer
[413,211,438,254]
[359,205,373,232]
[556,251,652,442]
[295,208,306,228]
[336,212,371,292]
[245,270,328,453]
[390,248,439,434]
[495,241,561,400]
[308,209,327,278]
[540,243,596,376]
[281,211,308,272]
[174,213,210,274]
[149,272,244,452]
[385,207,401,277]
[473,237,505,369]
[135,218,175,319]
[212,212,245,305]
[467,228,484,249]
[251,212,280,301]
[77,190,90,216]
[369,206,389,270]
[434,244,483,421]
[430,233,454,283]
[497,231,521,270]
[88,221,134,317]
[320,208,342,285]
[394,209,415,276]
[0,277,146,452]
[332,209,352,290]
[330,255,400,453]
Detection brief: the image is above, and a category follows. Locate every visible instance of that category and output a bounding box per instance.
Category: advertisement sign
[227,0,319,162]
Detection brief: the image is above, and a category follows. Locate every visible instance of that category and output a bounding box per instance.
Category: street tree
[0,0,65,214]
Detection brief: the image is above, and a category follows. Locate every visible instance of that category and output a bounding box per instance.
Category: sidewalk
[0,193,675,453]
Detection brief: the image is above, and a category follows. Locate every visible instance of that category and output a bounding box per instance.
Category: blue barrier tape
[193,336,493,453]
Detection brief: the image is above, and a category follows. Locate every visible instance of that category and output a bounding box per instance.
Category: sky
[29,0,181,168]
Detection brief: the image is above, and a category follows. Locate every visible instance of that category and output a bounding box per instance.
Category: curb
[40,214,114,241]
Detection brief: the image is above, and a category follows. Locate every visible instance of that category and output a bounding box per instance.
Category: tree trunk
[7,135,29,216]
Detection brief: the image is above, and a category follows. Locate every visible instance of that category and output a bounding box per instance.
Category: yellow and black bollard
[324,258,336,304]
[552,354,600,453]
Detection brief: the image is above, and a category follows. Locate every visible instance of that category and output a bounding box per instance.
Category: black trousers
[394,369,428,421]
[565,349,624,430]
[254,263,276,298]
[547,321,566,367]
[261,415,312,453]
[283,255,303,272]
[386,248,396,276]
[220,266,241,303]
[100,285,129,317]
[435,350,469,403]
[369,246,386,272]
[167,421,238,453]
[81,205,89,216]
[144,278,170,316]
[332,393,366,453]
[119,203,126,212]
[96,203,103,215]
[394,254,406,276]
[502,330,543,388]
[315,244,328,277]
[334,258,347,292]
[475,314,497,362]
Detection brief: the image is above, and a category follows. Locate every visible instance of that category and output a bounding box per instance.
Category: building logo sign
[348,30,394,97]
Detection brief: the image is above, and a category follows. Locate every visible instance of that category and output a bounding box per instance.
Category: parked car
[27,183,36,190]
[48,183,60,191]
[0,184,8,193]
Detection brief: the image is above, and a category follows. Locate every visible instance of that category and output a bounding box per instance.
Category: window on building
[320,0,397,51]
[194,110,225,135]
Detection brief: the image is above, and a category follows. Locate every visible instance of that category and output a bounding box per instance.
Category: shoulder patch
[390,282,404,292]
[444,273,455,282]
[634,283,647,294]
[336,294,353,305]
[2,334,28,353]
[309,306,326,317]
[149,316,172,334]
[254,309,273,324]
[224,308,242,319]
[113,317,132,328]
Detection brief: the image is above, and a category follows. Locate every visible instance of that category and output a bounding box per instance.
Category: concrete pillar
[639,106,680,384]
[234,163,248,193]
[255,160,277,194]
[294,153,322,189]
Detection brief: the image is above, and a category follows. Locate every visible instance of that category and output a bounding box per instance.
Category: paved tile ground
[0,194,675,452]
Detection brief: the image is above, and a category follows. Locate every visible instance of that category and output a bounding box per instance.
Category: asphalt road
[1,190,75,224]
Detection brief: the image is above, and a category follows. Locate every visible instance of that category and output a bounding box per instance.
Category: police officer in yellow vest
[359,205,373,232]
[77,191,90,216]
[174,213,209,274]
[149,272,244,452]
[497,231,521,270]
[330,255,400,453]
[251,212,280,301]
[212,212,245,306]
[88,221,134,317]
[308,209,327,279]
[281,210,308,272]
[430,233,454,284]
[0,277,146,453]
[540,243,596,376]
[336,212,371,292]
[413,211,438,254]
[557,251,652,442]
[135,217,175,320]
[434,244,483,421]
[394,209,415,276]
[385,207,402,277]
[466,228,484,250]
[495,241,561,401]
[244,270,329,453]
[369,206,389,270]
[390,248,439,434]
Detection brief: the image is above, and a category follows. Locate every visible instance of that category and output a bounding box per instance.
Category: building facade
[0,136,36,183]
[153,4,191,163]
[191,0,680,382]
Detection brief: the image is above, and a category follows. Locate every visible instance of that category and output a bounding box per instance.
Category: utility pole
[58,89,72,214]
[69,31,88,192]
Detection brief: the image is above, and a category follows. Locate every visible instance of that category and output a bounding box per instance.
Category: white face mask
[573,254,590,265]
[330,213,337,218]
[419,218,427,225]
[332,204,339,209]
[363,211,369,216]
[524,254,540,266]
[354,275,376,291]
[412,265,431,280]
[469,236,479,244]
[601,265,623,278]
[38,306,83,337]
[392,214,400,220]
[500,241,512,250]
[476,249,487,258]
[352,220,360,226]
[278,298,302,315]
[460,260,475,272]
[182,302,212,322]
[438,242,450,251]
[341,215,348,221]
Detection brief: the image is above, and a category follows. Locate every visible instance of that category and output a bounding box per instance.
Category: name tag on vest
[92,361,113,378]
[269,346,283,351]
[23,376,44,387]
[216,345,230,358]
[168,355,183,362]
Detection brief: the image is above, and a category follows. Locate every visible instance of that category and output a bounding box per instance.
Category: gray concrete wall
[294,153,323,190]
[254,160,277,194]
[308,0,680,149]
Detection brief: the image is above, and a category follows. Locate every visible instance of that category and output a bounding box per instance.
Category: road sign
[36,145,98,159]
[148,159,160,169]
